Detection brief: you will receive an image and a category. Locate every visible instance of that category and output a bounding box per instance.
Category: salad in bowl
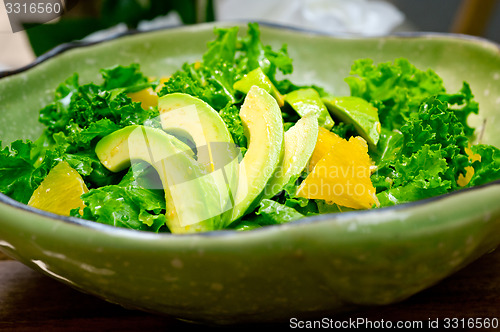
[1,23,499,234]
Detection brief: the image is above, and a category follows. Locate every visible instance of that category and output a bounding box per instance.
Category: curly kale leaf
[72,163,167,232]
[346,58,446,131]
[218,103,247,154]
[372,96,490,206]
[0,140,60,204]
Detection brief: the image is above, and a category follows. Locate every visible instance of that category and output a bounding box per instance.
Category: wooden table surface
[0,248,498,331]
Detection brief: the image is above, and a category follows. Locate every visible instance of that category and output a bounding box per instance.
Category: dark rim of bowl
[0,21,499,238]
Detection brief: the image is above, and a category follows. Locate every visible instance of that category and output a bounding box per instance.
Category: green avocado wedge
[158,93,239,224]
[285,88,334,130]
[233,67,285,107]
[264,113,319,199]
[95,125,225,234]
[231,85,284,221]
[322,96,381,148]
[158,93,237,172]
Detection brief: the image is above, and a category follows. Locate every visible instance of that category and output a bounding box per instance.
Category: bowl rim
[1,21,499,238]
[1,177,500,239]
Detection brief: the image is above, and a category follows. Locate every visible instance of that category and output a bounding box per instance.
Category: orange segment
[128,88,158,110]
[457,166,475,187]
[465,146,481,163]
[297,135,379,210]
[127,76,170,110]
[308,127,344,171]
[457,145,482,187]
[28,161,88,216]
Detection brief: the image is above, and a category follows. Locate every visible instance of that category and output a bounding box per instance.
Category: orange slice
[127,77,170,110]
[308,127,344,171]
[28,161,88,216]
[457,166,475,187]
[298,135,379,209]
[128,88,158,110]
[457,145,482,187]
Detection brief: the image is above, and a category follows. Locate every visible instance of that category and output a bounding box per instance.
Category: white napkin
[215,0,405,35]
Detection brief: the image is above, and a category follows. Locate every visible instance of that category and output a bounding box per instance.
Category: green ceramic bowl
[0,22,499,325]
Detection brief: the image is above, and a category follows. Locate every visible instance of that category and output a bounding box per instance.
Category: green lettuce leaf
[346,58,445,131]
[255,199,304,224]
[100,63,151,92]
[0,140,60,204]
[218,103,247,154]
[74,163,167,232]
[230,199,304,231]
[39,64,160,141]
[468,144,500,187]
[372,96,492,206]
[376,145,451,206]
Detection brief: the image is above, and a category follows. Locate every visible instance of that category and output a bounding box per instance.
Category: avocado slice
[264,113,319,199]
[158,93,237,171]
[322,96,381,148]
[158,93,240,224]
[231,85,285,221]
[284,88,334,130]
[233,67,285,107]
[95,125,225,234]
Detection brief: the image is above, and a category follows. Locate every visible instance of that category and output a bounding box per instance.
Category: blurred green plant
[25,0,215,57]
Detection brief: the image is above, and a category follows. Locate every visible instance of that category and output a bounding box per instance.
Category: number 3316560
[5,2,62,15]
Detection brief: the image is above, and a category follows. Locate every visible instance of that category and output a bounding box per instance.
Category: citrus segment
[465,146,481,163]
[457,145,482,187]
[457,166,475,187]
[28,161,88,216]
[297,135,379,209]
[128,88,158,110]
[308,127,344,171]
[127,77,170,110]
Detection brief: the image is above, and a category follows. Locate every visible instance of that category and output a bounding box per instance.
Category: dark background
[391,0,500,42]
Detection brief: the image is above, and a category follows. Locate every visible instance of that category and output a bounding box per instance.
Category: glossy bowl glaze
[0,22,499,325]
